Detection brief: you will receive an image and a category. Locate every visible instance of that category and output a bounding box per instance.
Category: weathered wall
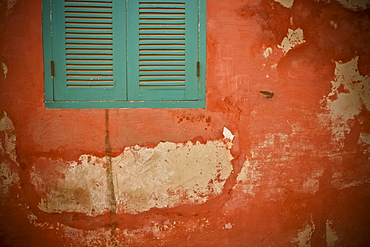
[0,0,369,246]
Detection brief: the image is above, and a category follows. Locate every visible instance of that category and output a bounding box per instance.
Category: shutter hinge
[196,61,200,77]
[50,60,55,78]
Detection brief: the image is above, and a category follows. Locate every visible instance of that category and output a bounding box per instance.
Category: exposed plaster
[275,0,295,8]
[323,56,370,145]
[278,28,306,54]
[263,47,273,58]
[32,156,111,216]
[294,218,315,247]
[31,137,234,216]
[335,0,370,10]
[0,111,17,163]
[0,112,19,195]
[0,162,18,195]
[329,20,338,29]
[326,220,339,247]
[113,140,233,214]
[0,61,7,78]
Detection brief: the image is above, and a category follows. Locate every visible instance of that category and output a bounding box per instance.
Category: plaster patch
[0,162,19,195]
[278,28,306,54]
[329,20,338,29]
[323,56,370,145]
[1,61,8,79]
[293,220,315,247]
[335,0,370,10]
[32,157,111,216]
[326,220,339,247]
[114,140,233,214]
[275,0,294,8]
[0,111,17,163]
[263,47,273,58]
[224,223,233,229]
[32,139,233,215]
[0,112,19,195]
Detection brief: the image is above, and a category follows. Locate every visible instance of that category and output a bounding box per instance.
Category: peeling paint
[263,47,273,58]
[329,20,338,29]
[222,127,234,141]
[294,219,315,247]
[335,0,370,10]
[0,61,8,78]
[0,111,17,163]
[114,140,233,214]
[326,220,339,247]
[32,156,111,216]
[323,56,370,144]
[224,223,233,229]
[275,0,294,8]
[0,162,19,195]
[0,112,19,195]
[278,28,306,54]
[31,138,233,215]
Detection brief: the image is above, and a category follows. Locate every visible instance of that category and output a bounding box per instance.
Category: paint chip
[335,0,370,10]
[263,47,273,58]
[323,56,370,145]
[223,127,235,141]
[278,28,306,54]
[275,0,295,8]
[224,223,233,229]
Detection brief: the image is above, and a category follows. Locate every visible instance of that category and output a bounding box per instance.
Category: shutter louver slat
[138,1,186,90]
[64,0,114,87]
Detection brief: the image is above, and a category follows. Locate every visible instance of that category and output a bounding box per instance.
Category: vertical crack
[105,109,118,246]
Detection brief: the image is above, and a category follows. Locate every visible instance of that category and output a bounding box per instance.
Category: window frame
[42,0,206,109]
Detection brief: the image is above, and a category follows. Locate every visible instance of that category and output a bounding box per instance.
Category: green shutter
[127,0,200,101]
[43,0,206,108]
[51,0,126,101]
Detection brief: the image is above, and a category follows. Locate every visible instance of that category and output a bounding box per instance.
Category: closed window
[42,0,206,109]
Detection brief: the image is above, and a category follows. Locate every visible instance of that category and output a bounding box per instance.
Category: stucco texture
[0,0,369,246]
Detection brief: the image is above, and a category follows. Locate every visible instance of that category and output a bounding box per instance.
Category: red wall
[0,0,369,246]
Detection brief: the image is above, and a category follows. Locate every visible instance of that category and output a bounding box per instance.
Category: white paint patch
[263,47,273,58]
[335,0,370,10]
[326,220,339,247]
[223,127,235,141]
[1,61,8,79]
[32,139,233,215]
[323,56,370,145]
[275,0,294,8]
[278,28,306,54]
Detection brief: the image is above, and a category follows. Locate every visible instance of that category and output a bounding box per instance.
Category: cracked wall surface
[31,139,233,216]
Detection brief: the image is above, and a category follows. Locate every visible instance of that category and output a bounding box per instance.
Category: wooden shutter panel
[52,0,126,101]
[127,0,200,101]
